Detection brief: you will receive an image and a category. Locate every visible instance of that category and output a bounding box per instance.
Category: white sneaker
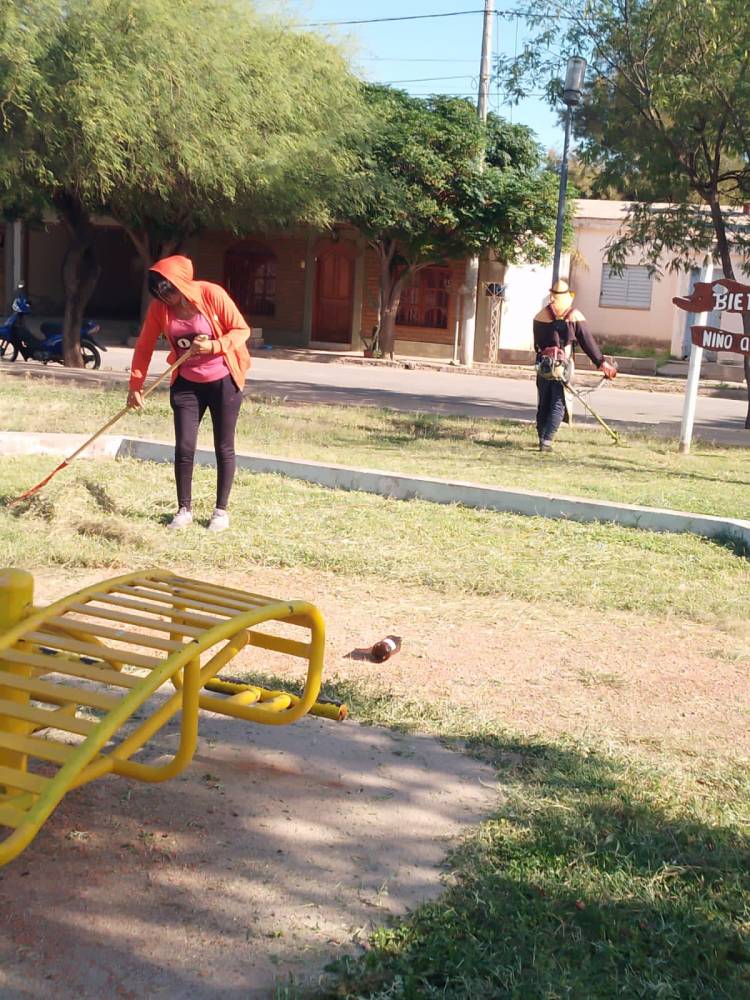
[207,508,230,532]
[168,507,193,529]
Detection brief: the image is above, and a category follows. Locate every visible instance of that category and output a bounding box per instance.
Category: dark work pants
[536,375,566,443]
[170,375,242,510]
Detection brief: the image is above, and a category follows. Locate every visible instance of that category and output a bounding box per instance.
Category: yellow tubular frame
[0,568,335,867]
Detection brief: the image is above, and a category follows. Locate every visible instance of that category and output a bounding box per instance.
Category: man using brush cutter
[533,279,617,452]
[127,256,251,531]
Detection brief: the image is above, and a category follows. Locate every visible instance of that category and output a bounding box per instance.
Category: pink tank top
[167,311,230,383]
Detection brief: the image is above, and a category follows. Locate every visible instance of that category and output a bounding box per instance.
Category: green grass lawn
[1,376,748,519]
[601,341,672,365]
[290,690,750,999]
[1,383,749,998]
[1,456,748,626]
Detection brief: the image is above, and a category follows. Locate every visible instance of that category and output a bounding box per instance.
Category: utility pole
[477,0,493,121]
[459,0,493,367]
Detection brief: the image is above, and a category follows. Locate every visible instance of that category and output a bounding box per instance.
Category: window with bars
[396,266,451,329]
[599,264,653,309]
[224,243,277,316]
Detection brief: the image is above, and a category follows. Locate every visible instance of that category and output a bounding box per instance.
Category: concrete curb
[2,431,748,550]
[0,431,124,458]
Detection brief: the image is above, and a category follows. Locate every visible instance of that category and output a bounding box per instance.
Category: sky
[269,1,565,154]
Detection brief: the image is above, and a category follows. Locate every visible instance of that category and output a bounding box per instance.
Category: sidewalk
[27,314,746,398]
[2,327,747,402]
[249,346,747,399]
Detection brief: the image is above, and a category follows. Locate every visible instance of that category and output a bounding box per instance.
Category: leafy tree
[0,0,63,306]
[106,2,367,315]
[545,150,623,200]
[0,0,365,363]
[500,0,750,426]
[347,85,560,359]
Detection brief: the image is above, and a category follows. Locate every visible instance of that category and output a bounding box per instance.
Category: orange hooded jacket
[128,255,251,393]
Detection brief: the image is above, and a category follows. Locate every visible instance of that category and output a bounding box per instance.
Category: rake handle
[8,353,189,504]
[63,354,187,464]
[55,354,188,464]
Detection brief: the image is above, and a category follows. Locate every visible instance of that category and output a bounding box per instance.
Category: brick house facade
[9,219,478,359]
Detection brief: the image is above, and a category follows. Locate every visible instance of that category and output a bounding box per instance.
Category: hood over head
[148,256,200,305]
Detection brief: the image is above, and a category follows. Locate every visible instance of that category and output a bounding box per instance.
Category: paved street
[4,346,749,445]
[243,356,749,446]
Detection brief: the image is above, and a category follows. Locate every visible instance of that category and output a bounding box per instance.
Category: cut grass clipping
[1,376,748,520]
[0,456,748,627]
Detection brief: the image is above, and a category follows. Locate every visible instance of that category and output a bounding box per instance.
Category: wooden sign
[690,325,750,356]
[673,278,750,313]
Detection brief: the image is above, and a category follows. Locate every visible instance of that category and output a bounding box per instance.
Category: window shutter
[600,265,653,309]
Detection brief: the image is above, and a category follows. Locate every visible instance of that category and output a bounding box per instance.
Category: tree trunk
[373,239,396,356]
[374,239,418,360]
[54,193,101,368]
[380,274,410,360]
[380,303,399,360]
[124,226,181,320]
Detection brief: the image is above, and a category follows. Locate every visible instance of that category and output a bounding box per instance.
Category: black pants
[536,375,566,443]
[170,375,242,510]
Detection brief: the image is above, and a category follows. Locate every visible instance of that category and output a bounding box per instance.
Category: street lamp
[551,55,587,286]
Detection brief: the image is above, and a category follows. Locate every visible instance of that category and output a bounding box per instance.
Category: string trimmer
[565,375,621,444]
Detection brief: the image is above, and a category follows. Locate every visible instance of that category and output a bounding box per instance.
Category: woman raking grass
[127,256,251,531]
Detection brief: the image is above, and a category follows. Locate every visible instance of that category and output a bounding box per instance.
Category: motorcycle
[0,284,106,370]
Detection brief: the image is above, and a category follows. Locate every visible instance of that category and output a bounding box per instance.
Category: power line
[383,74,476,83]
[299,9,487,28]
[299,8,573,28]
[391,89,549,98]
[360,56,478,62]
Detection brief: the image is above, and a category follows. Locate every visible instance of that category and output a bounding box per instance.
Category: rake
[6,354,187,507]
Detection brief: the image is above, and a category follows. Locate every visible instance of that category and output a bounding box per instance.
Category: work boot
[168,507,193,529]
[207,508,230,532]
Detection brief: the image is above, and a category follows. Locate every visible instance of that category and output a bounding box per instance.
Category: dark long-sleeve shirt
[532,306,604,368]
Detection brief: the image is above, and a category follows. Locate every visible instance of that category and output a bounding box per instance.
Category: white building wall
[497,259,563,351]
[571,200,750,361]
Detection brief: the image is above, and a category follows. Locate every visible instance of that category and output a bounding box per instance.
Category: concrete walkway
[0,667,498,999]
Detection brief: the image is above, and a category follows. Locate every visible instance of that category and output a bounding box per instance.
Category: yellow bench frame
[0,567,341,867]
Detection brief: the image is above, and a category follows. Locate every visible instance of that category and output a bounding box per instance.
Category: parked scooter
[0,284,105,369]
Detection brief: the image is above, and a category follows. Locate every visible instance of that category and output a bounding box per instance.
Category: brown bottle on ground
[371,636,402,663]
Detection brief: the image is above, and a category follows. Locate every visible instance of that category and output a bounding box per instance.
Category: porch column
[301,234,316,346]
[4,219,23,307]
[350,235,366,349]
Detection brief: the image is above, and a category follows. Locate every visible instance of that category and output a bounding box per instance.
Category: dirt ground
[127,562,749,766]
[1,564,748,999]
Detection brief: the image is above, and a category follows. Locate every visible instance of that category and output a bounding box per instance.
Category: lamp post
[551,56,586,286]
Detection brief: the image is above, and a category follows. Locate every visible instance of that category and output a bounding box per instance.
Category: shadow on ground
[314,734,750,999]
[0,706,498,999]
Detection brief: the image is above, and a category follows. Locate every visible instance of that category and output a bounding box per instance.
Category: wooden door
[313,244,355,343]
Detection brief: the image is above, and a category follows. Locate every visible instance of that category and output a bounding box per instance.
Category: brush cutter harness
[536,346,572,383]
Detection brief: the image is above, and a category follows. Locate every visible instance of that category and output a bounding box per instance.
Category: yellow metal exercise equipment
[0,567,344,867]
